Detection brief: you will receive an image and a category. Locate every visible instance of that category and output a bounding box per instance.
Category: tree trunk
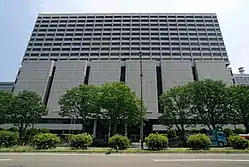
[124,124,128,137]
[108,119,111,139]
[113,119,117,136]
[81,118,87,133]
[179,124,186,147]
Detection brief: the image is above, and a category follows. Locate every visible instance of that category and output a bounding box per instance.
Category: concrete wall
[125,60,158,119]
[161,60,193,91]
[46,60,87,118]
[13,60,54,101]
[88,60,121,85]
[195,60,234,85]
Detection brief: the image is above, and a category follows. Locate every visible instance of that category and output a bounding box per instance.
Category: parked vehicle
[207,130,227,147]
[239,134,249,140]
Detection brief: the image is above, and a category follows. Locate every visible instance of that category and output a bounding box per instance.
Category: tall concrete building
[12,13,233,135]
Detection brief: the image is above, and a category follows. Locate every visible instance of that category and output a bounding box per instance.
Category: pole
[139,52,144,149]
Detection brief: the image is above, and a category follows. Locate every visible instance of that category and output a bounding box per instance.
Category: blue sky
[0,0,249,81]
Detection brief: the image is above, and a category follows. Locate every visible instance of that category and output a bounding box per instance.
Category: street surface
[0,153,249,167]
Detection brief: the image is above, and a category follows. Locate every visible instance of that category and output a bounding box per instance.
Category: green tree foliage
[145,133,168,150]
[228,85,249,133]
[0,91,14,124]
[187,134,211,150]
[7,90,48,140]
[98,82,146,136]
[167,129,177,139]
[223,128,234,137]
[233,128,246,135]
[70,133,93,149]
[0,130,18,147]
[59,84,101,133]
[159,85,192,140]
[108,134,131,150]
[228,135,249,149]
[187,79,231,130]
[31,133,60,149]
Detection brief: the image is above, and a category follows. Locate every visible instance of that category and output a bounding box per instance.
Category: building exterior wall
[0,82,14,92]
[46,60,87,118]
[13,61,54,101]
[126,60,158,119]
[161,60,193,91]
[195,60,234,85]
[88,60,121,85]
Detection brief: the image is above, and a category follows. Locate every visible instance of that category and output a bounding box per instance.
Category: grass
[0,146,249,153]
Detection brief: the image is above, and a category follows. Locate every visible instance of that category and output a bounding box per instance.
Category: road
[0,153,249,167]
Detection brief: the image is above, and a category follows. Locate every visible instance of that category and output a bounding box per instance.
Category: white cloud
[31,0,249,73]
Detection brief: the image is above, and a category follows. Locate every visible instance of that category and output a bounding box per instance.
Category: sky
[0,0,248,81]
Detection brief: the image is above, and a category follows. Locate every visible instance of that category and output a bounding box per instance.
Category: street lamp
[139,51,144,149]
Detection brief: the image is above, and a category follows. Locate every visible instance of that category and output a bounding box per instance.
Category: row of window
[27,52,227,57]
[35,23,220,29]
[28,42,225,48]
[37,20,218,25]
[27,47,227,52]
[30,36,223,41]
[38,15,217,19]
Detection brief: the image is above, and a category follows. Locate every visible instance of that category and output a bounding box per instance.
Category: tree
[187,79,231,130]
[159,85,192,141]
[8,90,48,139]
[59,84,101,133]
[98,82,146,137]
[0,91,13,124]
[228,85,249,133]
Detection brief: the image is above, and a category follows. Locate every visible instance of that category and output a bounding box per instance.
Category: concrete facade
[11,13,234,131]
[0,82,14,92]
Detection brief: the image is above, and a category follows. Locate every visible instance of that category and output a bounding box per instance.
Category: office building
[10,13,233,135]
[234,67,249,86]
[0,82,14,92]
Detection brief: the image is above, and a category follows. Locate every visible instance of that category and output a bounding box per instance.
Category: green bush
[233,128,246,135]
[187,134,211,150]
[0,130,18,147]
[70,133,93,149]
[145,133,168,150]
[190,129,199,134]
[228,135,249,149]
[223,128,234,137]
[31,133,60,149]
[38,128,50,134]
[108,134,131,150]
[167,129,177,139]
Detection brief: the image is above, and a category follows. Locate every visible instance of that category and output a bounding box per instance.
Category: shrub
[190,129,199,134]
[38,128,50,134]
[108,134,131,150]
[31,133,60,149]
[70,133,93,149]
[0,130,18,147]
[167,129,177,139]
[223,128,234,137]
[233,128,246,135]
[145,133,168,150]
[187,134,211,150]
[228,135,249,149]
